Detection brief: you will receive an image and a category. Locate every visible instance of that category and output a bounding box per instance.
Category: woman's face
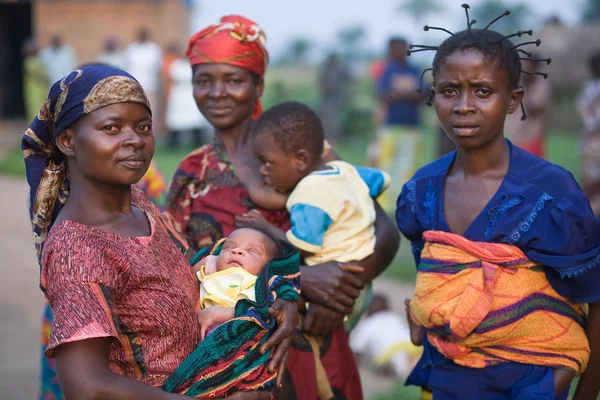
[192,64,263,130]
[434,49,523,150]
[58,102,154,186]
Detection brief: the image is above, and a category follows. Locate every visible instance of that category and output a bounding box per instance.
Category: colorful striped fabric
[162,239,300,398]
[410,230,590,374]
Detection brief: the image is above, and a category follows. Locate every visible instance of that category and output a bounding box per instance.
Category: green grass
[370,382,422,400]
[0,145,27,176]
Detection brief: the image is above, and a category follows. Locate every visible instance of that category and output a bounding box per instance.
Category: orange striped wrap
[410,230,590,373]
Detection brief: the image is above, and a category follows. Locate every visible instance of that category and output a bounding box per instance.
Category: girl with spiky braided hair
[396,5,600,399]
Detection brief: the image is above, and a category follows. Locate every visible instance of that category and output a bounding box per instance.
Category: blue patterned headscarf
[22,65,151,261]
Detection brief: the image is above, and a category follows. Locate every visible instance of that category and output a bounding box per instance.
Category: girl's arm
[573,301,600,400]
[54,338,271,400]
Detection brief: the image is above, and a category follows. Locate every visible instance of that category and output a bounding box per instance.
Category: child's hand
[191,255,217,275]
[235,209,272,230]
[197,306,235,340]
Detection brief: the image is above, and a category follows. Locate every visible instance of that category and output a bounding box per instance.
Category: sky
[190,0,583,61]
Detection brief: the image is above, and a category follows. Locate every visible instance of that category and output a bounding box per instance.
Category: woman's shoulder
[507,143,581,202]
[42,220,117,269]
[407,151,455,186]
[175,143,220,173]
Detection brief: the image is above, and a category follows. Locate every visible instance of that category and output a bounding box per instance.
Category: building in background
[0,0,191,120]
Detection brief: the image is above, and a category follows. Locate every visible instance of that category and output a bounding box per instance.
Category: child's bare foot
[404,299,424,346]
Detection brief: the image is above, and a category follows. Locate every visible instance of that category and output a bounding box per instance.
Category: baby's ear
[294,149,311,172]
[507,87,524,115]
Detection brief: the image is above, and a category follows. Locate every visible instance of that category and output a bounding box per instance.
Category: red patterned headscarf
[187,15,268,119]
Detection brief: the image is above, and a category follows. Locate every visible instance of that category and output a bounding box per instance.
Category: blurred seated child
[350,293,422,378]
[237,101,390,330]
[193,227,281,339]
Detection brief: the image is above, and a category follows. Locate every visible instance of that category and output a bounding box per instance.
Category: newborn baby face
[216,228,273,275]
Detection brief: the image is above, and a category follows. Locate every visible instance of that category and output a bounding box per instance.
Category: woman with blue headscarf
[24,65,296,399]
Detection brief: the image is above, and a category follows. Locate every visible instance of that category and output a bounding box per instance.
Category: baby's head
[252,101,324,194]
[410,4,550,150]
[216,227,281,275]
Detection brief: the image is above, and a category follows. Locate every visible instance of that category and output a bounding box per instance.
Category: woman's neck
[214,118,253,155]
[62,174,134,222]
[453,136,509,178]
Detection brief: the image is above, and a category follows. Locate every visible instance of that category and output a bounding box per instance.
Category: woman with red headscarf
[164,16,400,399]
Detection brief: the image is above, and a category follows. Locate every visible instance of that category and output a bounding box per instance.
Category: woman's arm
[360,201,400,283]
[321,143,400,282]
[573,301,600,400]
[55,338,271,400]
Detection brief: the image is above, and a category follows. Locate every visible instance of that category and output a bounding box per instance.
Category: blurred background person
[96,36,125,70]
[505,55,551,158]
[373,37,423,213]
[577,51,600,216]
[318,52,350,146]
[164,48,209,149]
[125,28,163,115]
[350,293,421,380]
[39,34,77,84]
[21,38,48,123]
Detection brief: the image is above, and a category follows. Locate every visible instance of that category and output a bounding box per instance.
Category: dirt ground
[0,172,414,399]
[0,176,46,400]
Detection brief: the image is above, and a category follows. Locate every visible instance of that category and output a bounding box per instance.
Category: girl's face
[192,64,264,130]
[434,49,523,150]
[58,102,154,186]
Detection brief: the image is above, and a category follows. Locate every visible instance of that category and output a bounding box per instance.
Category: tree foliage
[472,0,532,34]
[582,0,600,21]
[397,0,443,21]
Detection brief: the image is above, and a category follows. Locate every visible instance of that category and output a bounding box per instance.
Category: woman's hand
[300,261,364,314]
[302,302,345,336]
[260,298,298,388]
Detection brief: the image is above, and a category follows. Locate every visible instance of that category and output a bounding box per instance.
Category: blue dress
[396,140,600,400]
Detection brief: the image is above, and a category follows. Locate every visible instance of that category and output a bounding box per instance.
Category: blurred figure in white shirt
[350,293,421,378]
[39,34,78,84]
[125,28,163,114]
[97,36,126,70]
[165,50,209,149]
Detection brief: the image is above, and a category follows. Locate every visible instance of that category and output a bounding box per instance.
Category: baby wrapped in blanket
[162,227,300,398]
